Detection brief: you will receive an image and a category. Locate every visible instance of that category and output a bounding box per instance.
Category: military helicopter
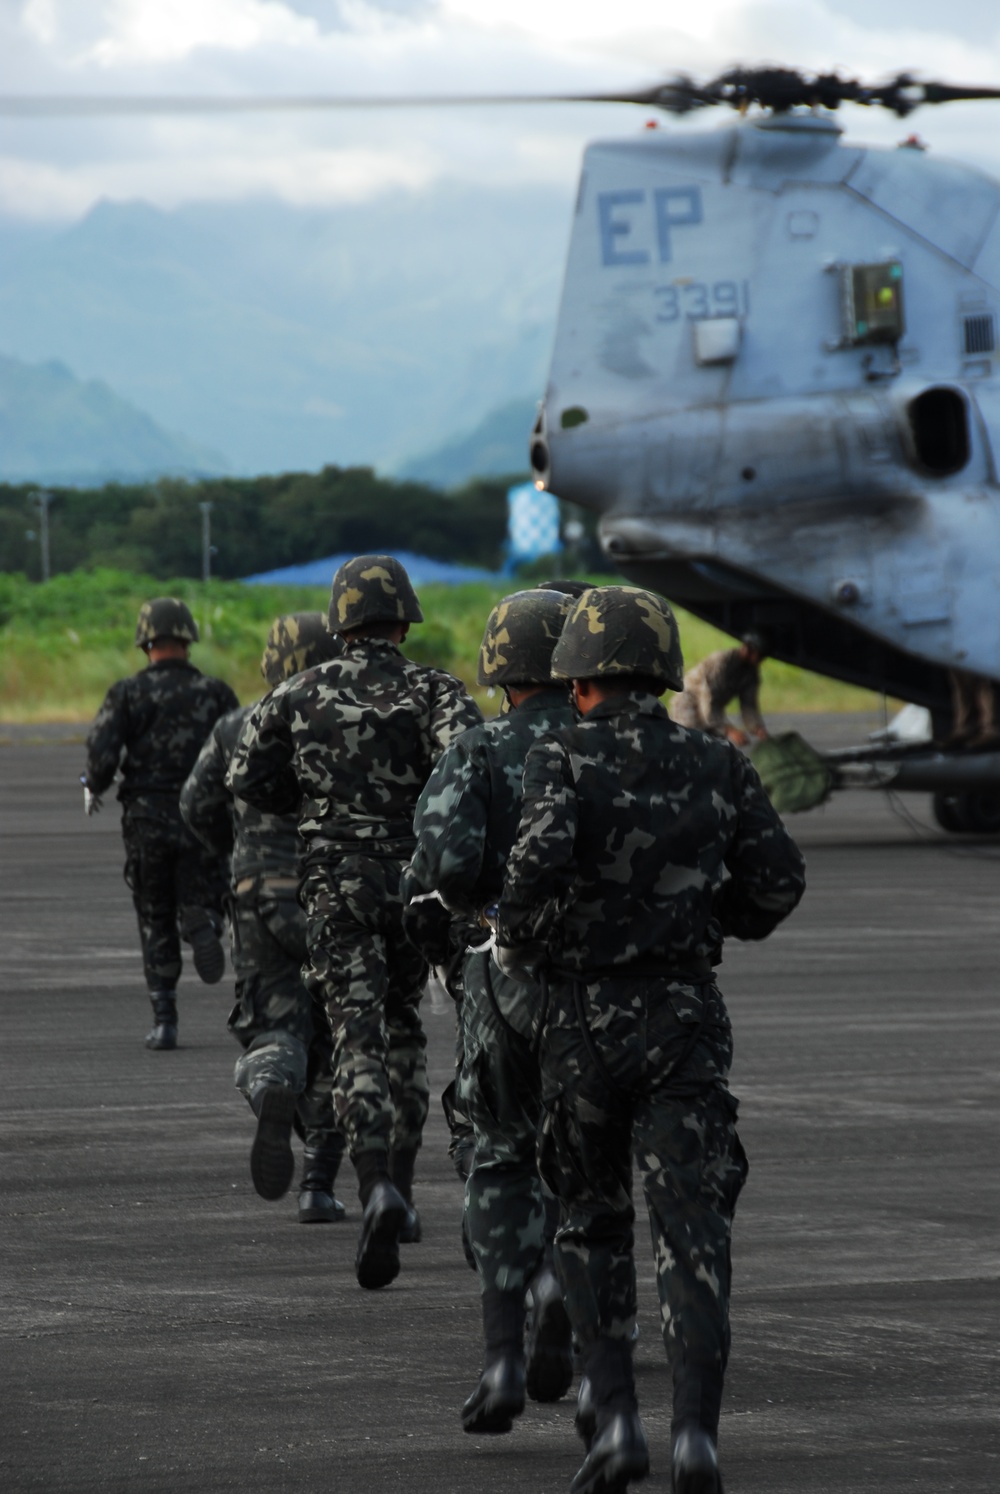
[523,67,1000,833]
[9,65,1000,828]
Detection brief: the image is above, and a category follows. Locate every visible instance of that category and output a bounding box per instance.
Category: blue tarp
[242,550,499,587]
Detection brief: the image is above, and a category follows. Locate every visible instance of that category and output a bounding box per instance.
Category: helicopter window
[840,261,905,346]
[907,387,969,477]
[963,314,996,357]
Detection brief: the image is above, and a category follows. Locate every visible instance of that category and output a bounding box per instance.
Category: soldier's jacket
[226,638,482,849]
[499,691,805,974]
[408,687,575,914]
[671,647,765,736]
[180,705,301,881]
[85,659,239,820]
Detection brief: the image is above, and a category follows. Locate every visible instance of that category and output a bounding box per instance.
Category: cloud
[83,0,319,66]
[2,0,1000,220]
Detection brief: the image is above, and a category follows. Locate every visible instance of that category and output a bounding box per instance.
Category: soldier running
[226,556,482,1290]
[180,614,347,1223]
[83,597,238,1051]
[497,587,805,1494]
[670,631,769,746]
[403,589,577,1433]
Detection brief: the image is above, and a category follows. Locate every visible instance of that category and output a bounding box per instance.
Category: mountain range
[0,183,573,482]
[0,354,225,485]
[399,396,537,487]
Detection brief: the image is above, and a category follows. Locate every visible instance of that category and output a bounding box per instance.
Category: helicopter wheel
[931,793,965,832]
[932,791,1000,835]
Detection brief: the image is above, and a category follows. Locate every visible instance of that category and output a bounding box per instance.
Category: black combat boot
[576,1375,597,1450]
[524,1263,573,1403]
[461,1289,527,1434]
[145,990,178,1051]
[249,1083,297,1200]
[390,1147,422,1244]
[180,905,225,985]
[671,1428,722,1494]
[298,1139,347,1224]
[355,1177,407,1290]
[671,1363,726,1494]
[570,1337,649,1494]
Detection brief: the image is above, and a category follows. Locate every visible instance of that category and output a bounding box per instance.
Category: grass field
[0,568,887,722]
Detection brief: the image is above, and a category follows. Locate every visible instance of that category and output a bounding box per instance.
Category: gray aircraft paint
[537,112,1000,690]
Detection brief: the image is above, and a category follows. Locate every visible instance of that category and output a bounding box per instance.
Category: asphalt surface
[2,716,998,1493]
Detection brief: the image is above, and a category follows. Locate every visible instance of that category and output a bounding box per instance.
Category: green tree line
[0,468,515,580]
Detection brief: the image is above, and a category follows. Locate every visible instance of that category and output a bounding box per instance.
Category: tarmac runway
[2,718,998,1493]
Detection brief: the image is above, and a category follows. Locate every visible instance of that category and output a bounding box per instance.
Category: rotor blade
[0,88,704,119]
[868,76,1000,116]
[3,72,999,120]
[915,82,1000,105]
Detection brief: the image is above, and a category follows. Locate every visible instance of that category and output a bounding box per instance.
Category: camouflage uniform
[670,646,765,738]
[180,704,341,1168]
[404,589,578,1427]
[498,588,805,1482]
[408,689,574,1294]
[226,606,481,1200]
[85,655,238,993]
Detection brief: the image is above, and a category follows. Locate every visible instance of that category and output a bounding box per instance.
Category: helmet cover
[327,554,424,634]
[134,597,199,650]
[550,585,684,690]
[476,588,574,687]
[260,612,343,686]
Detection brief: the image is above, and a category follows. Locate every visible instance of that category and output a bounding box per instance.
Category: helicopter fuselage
[532,112,1000,729]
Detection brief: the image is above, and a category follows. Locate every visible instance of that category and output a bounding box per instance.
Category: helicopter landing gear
[932,792,1000,835]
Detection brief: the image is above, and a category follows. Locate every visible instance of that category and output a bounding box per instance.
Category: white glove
[83,786,102,816]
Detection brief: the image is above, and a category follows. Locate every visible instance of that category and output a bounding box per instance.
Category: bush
[0,569,887,724]
[0,470,511,581]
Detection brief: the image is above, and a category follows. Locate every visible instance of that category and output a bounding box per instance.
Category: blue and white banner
[507,482,562,564]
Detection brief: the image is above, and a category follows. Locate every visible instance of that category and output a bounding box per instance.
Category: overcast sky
[3,0,1000,220]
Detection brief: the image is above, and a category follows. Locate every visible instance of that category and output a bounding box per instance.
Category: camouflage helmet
[134,597,199,650]
[260,612,343,687]
[550,585,684,690]
[536,578,590,600]
[327,554,424,635]
[477,588,574,687]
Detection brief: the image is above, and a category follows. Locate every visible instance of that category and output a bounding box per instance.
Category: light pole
[563,517,585,572]
[199,501,213,584]
[31,490,53,582]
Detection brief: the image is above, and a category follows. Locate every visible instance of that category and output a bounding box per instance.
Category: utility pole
[31,490,53,582]
[199,501,213,585]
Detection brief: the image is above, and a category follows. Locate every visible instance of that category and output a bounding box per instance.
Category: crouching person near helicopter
[403,588,578,1433]
[670,632,769,747]
[497,587,805,1494]
[180,614,347,1222]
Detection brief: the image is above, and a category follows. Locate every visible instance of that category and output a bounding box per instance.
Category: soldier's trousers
[121,809,228,992]
[301,853,429,1168]
[227,875,341,1153]
[537,974,748,1432]
[459,950,548,1294]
